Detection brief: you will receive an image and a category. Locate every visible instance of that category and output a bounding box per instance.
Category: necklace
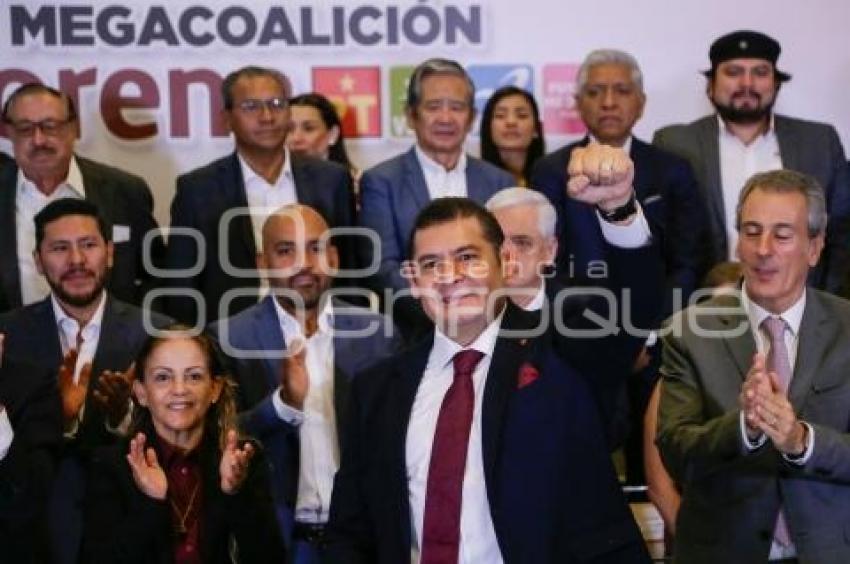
[169,482,200,535]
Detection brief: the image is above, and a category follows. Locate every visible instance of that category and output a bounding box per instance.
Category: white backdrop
[1,0,848,224]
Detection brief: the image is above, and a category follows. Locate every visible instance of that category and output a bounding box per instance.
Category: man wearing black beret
[654,30,850,295]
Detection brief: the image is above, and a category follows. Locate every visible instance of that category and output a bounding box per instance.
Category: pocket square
[517,362,539,389]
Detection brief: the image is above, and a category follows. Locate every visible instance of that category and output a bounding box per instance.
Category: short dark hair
[34,198,109,250]
[2,82,77,123]
[408,197,505,260]
[289,92,353,170]
[479,86,545,182]
[405,58,475,114]
[221,66,290,111]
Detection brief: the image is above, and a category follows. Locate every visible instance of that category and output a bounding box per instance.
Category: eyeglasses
[235,98,288,114]
[5,117,75,137]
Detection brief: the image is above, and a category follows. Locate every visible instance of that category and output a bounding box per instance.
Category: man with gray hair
[485,187,557,310]
[359,58,514,340]
[532,48,708,314]
[657,169,850,562]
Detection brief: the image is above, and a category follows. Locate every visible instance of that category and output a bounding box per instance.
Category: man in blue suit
[532,49,709,314]
[210,204,399,564]
[327,144,659,563]
[359,58,514,340]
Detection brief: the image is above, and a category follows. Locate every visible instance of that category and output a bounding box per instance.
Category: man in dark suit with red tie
[327,144,659,563]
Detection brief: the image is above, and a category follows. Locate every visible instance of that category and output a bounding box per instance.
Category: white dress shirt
[16,157,85,305]
[520,281,547,312]
[0,406,12,461]
[406,314,504,564]
[718,115,783,259]
[239,148,297,249]
[270,298,339,524]
[414,145,468,200]
[52,291,106,437]
[738,284,812,560]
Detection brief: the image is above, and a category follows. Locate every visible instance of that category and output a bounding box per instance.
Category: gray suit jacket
[653,114,850,292]
[0,155,161,312]
[658,290,850,564]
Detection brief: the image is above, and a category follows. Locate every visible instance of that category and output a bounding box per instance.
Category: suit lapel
[629,138,652,201]
[465,157,490,203]
[253,296,285,389]
[90,297,136,378]
[775,116,800,172]
[716,295,755,380]
[481,304,535,508]
[78,157,116,233]
[402,149,431,209]
[223,152,257,259]
[789,292,834,409]
[388,336,432,548]
[32,298,64,368]
[0,162,21,308]
[291,153,311,206]
[698,117,726,239]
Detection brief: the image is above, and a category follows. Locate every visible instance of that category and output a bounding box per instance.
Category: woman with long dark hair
[287,92,362,207]
[480,86,545,186]
[81,327,286,563]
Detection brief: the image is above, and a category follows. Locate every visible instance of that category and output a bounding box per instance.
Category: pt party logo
[312,67,382,138]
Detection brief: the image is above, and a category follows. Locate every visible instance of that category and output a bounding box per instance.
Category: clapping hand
[126,432,168,500]
[58,349,92,424]
[220,429,255,494]
[92,365,135,428]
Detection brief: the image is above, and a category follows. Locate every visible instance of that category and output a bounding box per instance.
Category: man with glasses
[0,83,161,313]
[165,66,354,324]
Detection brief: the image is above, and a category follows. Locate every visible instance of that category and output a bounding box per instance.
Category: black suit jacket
[0,294,170,449]
[165,152,355,324]
[531,137,709,316]
[81,428,286,564]
[0,156,161,313]
[0,357,62,564]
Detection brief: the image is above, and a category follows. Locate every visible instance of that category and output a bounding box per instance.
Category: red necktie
[420,349,484,564]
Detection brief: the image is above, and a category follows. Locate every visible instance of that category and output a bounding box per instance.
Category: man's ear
[326,244,340,273]
[545,237,558,266]
[807,233,826,267]
[402,259,422,298]
[221,109,233,134]
[405,106,417,131]
[34,247,45,276]
[106,240,114,269]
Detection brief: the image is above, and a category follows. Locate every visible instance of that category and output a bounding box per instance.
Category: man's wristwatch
[597,193,637,223]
